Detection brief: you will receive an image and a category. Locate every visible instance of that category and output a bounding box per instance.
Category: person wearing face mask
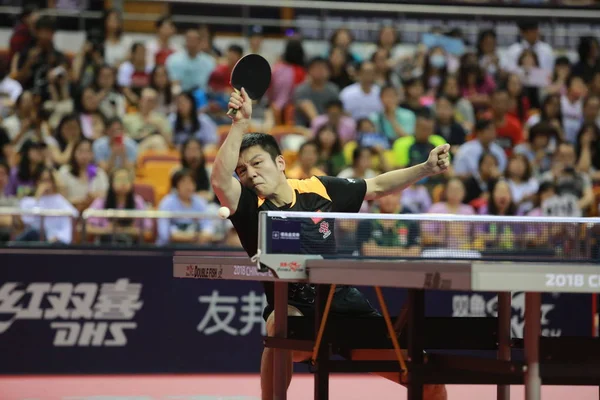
[339,61,383,120]
[561,75,588,144]
[422,47,448,98]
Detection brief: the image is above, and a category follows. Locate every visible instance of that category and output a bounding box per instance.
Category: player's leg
[350,349,447,400]
[261,305,312,400]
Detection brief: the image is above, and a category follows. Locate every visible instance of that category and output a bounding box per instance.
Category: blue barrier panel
[0,249,592,374]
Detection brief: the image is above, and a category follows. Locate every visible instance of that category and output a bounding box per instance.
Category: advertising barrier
[0,249,592,374]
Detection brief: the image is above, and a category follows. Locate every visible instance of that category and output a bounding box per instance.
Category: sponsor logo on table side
[277,261,304,273]
[185,265,223,279]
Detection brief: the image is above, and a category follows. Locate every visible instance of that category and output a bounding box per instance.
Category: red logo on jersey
[319,220,331,239]
[311,209,323,224]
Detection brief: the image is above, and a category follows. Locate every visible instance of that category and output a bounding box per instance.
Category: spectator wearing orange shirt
[490,89,524,156]
[286,141,326,180]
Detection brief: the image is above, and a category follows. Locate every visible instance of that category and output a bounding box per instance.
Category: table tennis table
[173,211,600,400]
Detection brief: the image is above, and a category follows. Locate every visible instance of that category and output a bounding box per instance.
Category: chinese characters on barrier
[197,290,267,336]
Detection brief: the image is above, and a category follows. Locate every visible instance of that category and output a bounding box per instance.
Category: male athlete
[211,88,450,400]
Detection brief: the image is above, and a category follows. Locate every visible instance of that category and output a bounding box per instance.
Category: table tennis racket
[227,54,272,117]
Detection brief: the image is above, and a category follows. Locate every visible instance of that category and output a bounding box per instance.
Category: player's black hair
[170,168,196,190]
[35,15,56,32]
[239,133,282,162]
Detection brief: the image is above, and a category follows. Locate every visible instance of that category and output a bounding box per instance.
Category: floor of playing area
[0,375,598,400]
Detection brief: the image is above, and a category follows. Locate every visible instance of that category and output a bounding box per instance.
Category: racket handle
[227,88,241,117]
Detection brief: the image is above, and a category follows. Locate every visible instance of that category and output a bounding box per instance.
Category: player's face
[237,146,285,197]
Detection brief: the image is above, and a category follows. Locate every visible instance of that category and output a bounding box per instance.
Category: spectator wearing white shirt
[102,9,129,67]
[118,43,152,106]
[502,21,555,74]
[17,167,78,244]
[561,75,588,144]
[0,61,22,117]
[505,153,539,214]
[453,119,507,178]
[340,61,382,120]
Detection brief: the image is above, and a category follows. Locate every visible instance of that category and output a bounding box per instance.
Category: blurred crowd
[0,4,600,249]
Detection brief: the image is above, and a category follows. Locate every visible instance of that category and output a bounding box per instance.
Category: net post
[524,292,541,400]
[407,289,425,400]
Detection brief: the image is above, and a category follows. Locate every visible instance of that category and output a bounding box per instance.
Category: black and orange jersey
[229,175,367,308]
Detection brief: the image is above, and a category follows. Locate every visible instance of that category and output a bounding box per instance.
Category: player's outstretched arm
[210,88,252,214]
[364,144,450,200]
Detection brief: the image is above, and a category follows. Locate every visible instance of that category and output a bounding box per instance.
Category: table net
[258,211,600,263]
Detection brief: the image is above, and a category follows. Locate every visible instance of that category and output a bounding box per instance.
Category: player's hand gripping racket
[226,54,272,117]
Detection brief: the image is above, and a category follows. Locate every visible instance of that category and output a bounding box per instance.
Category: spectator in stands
[17,167,77,244]
[45,114,83,166]
[150,65,174,115]
[43,61,74,130]
[515,49,543,110]
[463,152,501,205]
[156,168,214,246]
[87,168,152,243]
[474,179,518,250]
[436,75,475,131]
[286,141,326,180]
[93,117,137,173]
[311,100,356,144]
[505,153,539,213]
[354,118,389,151]
[328,47,354,90]
[392,111,446,169]
[314,125,346,176]
[502,20,554,74]
[545,56,571,97]
[340,61,382,120]
[209,44,243,94]
[329,28,361,66]
[0,159,16,242]
[2,91,43,150]
[75,87,102,141]
[540,143,594,214]
[370,85,416,143]
[400,77,426,114]
[561,75,588,144]
[581,95,600,130]
[247,25,265,60]
[422,177,475,249]
[0,127,12,166]
[489,89,524,155]
[58,138,109,211]
[506,73,531,124]
[401,182,433,214]
[179,138,212,201]
[198,24,222,59]
[146,15,180,69]
[338,146,380,180]
[357,190,421,258]
[118,43,152,106]
[270,39,307,120]
[371,48,401,88]
[8,140,47,198]
[293,56,338,127]
[514,122,558,176]
[422,47,449,97]
[169,92,217,148]
[524,93,563,134]
[477,29,501,78]
[458,53,495,110]
[433,95,467,153]
[166,29,216,93]
[572,36,600,84]
[0,60,23,118]
[376,25,401,59]
[575,123,600,181]
[72,29,105,88]
[8,4,39,61]
[123,88,172,152]
[12,16,67,103]
[102,8,129,67]
[94,64,126,119]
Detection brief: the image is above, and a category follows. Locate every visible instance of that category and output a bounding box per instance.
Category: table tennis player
[211,88,450,400]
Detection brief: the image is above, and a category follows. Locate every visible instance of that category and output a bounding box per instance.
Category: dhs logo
[272,231,280,239]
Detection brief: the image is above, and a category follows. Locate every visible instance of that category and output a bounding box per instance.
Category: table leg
[524,292,542,400]
[314,284,330,400]
[407,289,425,400]
[497,292,511,400]
[273,282,289,400]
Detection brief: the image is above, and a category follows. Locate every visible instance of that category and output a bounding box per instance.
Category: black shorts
[262,286,380,321]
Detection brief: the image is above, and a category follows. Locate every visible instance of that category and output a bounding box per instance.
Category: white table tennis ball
[218,206,231,219]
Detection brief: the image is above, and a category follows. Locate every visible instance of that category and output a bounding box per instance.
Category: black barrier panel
[0,249,593,374]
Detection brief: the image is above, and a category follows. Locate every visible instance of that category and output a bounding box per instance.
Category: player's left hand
[424,144,451,176]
